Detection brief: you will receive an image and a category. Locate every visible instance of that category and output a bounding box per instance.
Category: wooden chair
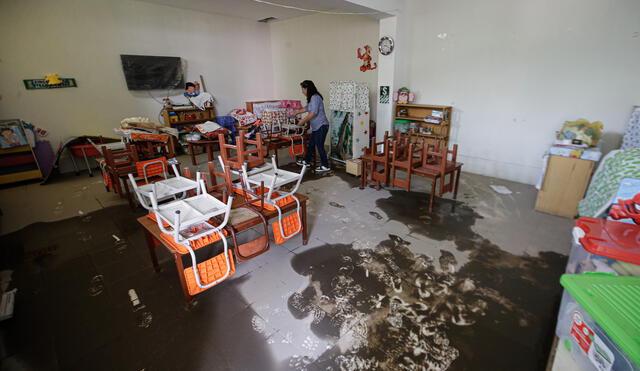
[218,130,266,172]
[360,132,391,190]
[129,133,176,160]
[101,143,139,203]
[389,140,422,192]
[182,162,270,262]
[414,140,463,211]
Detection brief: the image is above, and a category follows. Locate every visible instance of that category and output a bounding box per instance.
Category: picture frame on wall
[0,120,28,149]
[379,86,390,104]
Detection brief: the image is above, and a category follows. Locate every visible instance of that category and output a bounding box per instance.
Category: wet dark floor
[0,170,567,371]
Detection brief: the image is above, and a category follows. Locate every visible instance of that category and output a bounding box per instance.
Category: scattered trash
[78,210,84,215]
[489,185,513,195]
[0,289,17,321]
[88,275,104,296]
[129,289,152,328]
[129,289,141,307]
[329,201,345,209]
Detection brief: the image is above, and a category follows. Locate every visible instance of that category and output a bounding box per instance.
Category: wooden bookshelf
[393,103,453,146]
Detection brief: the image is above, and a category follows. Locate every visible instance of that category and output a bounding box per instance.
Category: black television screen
[120,54,184,90]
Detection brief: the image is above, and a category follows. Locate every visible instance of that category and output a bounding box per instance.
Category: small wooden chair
[101,143,138,199]
[360,131,391,190]
[182,162,270,262]
[414,140,463,211]
[218,130,266,172]
[389,141,422,192]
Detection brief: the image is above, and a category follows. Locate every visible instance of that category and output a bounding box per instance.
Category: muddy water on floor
[287,189,566,370]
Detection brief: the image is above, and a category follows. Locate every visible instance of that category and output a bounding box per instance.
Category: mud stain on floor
[287,189,566,370]
[0,205,278,371]
[368,211,383,220]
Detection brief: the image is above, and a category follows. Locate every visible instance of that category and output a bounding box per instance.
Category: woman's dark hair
[300,80,323,103]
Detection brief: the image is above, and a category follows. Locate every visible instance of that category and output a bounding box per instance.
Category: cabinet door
[352,111,369,159]
[535,155,594,218]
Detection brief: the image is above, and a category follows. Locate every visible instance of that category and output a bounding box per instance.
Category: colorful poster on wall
[379,86,390,104]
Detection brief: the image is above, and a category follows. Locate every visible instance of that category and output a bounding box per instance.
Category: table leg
[453,168,461,200]
[188,142,196,166]
[301,200,308,245]
[174,254,193,304]
[143,229,161,273]
[80,148,94,177]
[122,176,135,209]
[206,143,213,162]
[70,152,80,175]
[429,178,436,212]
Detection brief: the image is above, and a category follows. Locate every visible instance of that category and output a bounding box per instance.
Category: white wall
[269,13,379,120]
[404,0,640,184]
[0,0,274,165]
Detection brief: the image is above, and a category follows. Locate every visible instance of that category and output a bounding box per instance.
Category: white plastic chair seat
[137,177,198,200]
[245,168,301,188]
[156,193,227,228]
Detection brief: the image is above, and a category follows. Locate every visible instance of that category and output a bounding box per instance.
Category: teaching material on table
[535,155,594,218]
[555,274,640,371]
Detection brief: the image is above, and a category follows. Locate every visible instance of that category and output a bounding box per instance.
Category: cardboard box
[535,155,594,218]
[346,159,361,176]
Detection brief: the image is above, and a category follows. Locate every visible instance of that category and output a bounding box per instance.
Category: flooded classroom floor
[0,156,572,370]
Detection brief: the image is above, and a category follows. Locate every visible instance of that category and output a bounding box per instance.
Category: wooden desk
[187,139,219,166]
[137,193,308,303]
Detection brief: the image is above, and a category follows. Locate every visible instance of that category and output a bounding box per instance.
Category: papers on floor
[490,185,513,195]
[0,289,17,321]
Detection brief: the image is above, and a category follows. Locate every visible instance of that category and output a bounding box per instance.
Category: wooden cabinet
[535,155,595,218]
[393,103,452,146]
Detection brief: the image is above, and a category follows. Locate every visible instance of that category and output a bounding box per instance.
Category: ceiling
[137,0,387,21]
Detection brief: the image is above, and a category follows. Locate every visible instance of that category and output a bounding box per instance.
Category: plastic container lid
[560,273,640,366]
[575,217,640,265]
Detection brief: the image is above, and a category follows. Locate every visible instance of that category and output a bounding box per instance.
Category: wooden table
[138,193,309,303]
[187,139,219,166]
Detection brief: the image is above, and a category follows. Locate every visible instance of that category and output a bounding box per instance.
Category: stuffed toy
[393,87,415,104]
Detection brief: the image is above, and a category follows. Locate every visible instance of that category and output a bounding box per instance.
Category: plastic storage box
[555,274,640,371]
[566,217,640,276]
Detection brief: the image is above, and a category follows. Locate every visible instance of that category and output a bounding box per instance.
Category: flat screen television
[120,54,184,90]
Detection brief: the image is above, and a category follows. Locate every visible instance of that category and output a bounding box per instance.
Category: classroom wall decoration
[0,120,28,149]
[357,45,377,72]
[379,86,390,104]
[23,77,77,90]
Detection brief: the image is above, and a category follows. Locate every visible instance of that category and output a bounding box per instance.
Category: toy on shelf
[393,87,415,105]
